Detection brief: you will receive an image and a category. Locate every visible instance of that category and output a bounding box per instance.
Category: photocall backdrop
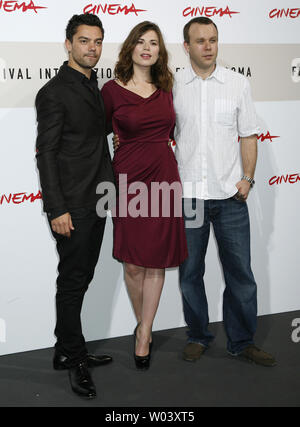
[0,0,299,355]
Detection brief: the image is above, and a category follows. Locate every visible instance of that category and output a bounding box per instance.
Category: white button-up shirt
[173,64,260,200]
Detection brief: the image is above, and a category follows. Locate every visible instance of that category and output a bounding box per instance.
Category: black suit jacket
[35,62,115,217]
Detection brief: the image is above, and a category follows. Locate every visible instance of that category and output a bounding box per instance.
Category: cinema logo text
[0,0,47,13]
[269,8,300,19]
[183,5,239,18]
[269,174,300,185]
[83,3,146,16]
[258,132,279,142]
[238,132,280,143]
[0,191,42,205]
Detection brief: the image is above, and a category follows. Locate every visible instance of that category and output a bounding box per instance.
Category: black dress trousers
[50,207,106,367]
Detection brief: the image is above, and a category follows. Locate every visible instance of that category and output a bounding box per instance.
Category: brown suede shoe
[183,343,206,362]
[235,345,276,367]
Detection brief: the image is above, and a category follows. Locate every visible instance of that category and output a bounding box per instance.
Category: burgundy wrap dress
[101,80,187,268]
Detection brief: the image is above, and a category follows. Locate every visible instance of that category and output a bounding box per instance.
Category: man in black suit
[35,14,115,399]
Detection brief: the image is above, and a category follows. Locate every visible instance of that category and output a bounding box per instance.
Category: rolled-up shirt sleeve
[237,79,260,138]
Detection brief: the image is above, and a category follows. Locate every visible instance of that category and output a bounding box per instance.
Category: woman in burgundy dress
[101,21,187,369]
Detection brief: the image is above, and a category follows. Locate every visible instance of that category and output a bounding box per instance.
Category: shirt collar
[62,60,98,83]
[184,63,225,84]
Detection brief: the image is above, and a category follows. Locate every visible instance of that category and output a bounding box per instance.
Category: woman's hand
[113,134,120,151]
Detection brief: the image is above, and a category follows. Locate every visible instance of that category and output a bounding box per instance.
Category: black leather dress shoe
[53,353,113,370]
[68,362,96,399]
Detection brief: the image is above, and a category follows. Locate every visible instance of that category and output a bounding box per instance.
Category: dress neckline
[113,79,159,100]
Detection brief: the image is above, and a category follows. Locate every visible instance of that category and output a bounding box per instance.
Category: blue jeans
[179,198,257,354]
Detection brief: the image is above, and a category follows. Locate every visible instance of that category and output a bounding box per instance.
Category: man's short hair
[183,17,218,43]
[66,14,105,42]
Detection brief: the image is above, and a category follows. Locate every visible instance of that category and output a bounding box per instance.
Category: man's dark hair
[183,17,218,43]
[66,14,104,42]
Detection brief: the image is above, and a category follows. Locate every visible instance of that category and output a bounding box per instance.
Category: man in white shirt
[174,17,276,366]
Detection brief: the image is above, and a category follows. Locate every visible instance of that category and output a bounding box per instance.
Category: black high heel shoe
[133,324,152,370]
